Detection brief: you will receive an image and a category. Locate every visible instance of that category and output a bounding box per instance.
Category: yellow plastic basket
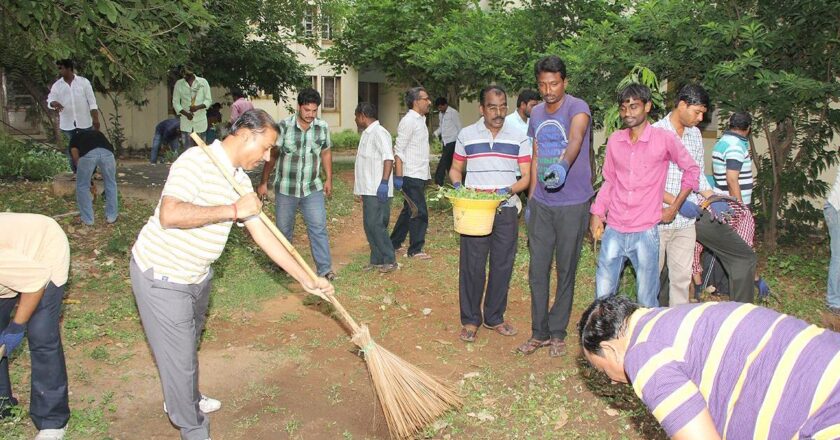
[447,196,503,236]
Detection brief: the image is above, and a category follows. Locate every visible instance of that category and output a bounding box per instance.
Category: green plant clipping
[430,186,508,202]
[0,133,70,181]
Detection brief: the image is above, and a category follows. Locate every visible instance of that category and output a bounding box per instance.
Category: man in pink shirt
[229,89,254,124]
[589,84,700,307]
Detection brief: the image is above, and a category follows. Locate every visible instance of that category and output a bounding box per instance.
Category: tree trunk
[761,118,795,253]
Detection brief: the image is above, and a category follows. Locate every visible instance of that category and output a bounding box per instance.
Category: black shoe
[324,271,338,281]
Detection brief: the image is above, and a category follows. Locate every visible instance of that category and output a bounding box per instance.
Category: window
[321,76,340,110]
[321,15,333,40]
[302,9,314,37]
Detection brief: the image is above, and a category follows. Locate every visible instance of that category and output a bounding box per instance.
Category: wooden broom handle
[0,345,5,358]
[190,134,361,332]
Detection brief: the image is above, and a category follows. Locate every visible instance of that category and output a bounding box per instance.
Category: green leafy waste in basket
[432,186,507,236]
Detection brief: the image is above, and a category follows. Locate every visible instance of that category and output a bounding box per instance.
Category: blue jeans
[825,203,840,307]
[275,190,333,276]
[76,148,118,225]
[150,133,181,163]
[0,282,70,430]
[595,226,661,307]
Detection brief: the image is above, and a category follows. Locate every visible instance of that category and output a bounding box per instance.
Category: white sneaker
[163,395,222,414]
[34,428,66,440]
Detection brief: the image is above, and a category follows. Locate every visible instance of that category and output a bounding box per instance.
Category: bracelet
[232,203,238,221]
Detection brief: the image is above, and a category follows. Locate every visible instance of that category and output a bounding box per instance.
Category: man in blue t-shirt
[517,55,593,358]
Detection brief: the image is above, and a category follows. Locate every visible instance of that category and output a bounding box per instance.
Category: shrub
[0,132,70,181]
[330,129,361,151]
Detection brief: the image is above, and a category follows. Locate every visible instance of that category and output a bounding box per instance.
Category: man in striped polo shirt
[449,85,531,343]
[711,112,753,206]
[131,109,333,440]
[579,296,840,440]
[258,88,336,280]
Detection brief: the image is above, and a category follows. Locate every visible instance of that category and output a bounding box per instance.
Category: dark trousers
[362,195,396,265]
[527,199,590,340]
[434,141,456,186]
[695,211,757,303]
[0,282,70,430]
[459,206,519,327]
[390,176,429,256]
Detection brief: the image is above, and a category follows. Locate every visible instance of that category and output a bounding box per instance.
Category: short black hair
[231,88,245,99]
[578,296,639,356]
[729,111,752,131]
[676,83,710,108]
[516,89,541,108]
[297,88,322,106]
[479,85,506,106]
[355,102,377,120]
[534,55,567,80]
[230,109,279,135]
[405,87,426,110]
[56,59,74,70]
[434,97,448,107]
[617,83,651,105]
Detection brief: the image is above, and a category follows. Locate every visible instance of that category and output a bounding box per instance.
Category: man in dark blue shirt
[150,117,181,164]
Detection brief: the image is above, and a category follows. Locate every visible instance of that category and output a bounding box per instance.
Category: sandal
[515,338,549,355]
[460,325,477,343]
[548,338,566,358]
[484,322,518,337]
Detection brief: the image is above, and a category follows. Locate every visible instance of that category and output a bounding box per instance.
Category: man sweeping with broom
[130,109,333,440]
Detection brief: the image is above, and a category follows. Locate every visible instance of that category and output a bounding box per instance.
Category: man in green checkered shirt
[258,88,336,280]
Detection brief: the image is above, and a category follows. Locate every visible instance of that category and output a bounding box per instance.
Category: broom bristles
[352,325,463,439]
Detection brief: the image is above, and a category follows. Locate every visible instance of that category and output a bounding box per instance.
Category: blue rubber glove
[678,200,703,219]
[452,182,462,190]
[708,200,734,222]
[393,176,404,191]
[495,187,510,195]
[755,278,771,299]
[376,180,389,203]
[0,321,25,356]
[544,160,569,190]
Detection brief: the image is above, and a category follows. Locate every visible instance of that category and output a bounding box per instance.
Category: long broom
[190,133,462,439]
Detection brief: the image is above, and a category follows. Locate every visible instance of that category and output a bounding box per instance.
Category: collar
[624,308,651,347]
[363,120,381,134]
[723,130,748,142]
[210,139,238,173]
[617,121,653,144]
[408,109,425,120]
[292,114,320,131]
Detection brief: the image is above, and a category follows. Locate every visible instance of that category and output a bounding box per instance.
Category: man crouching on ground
[130,109,334,440]
[578,296,840,440]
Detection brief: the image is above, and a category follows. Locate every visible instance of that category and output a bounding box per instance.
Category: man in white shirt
[354,103,397,273]
[432,97,462,186]
[390,87,433,260]
[504,89,540,138]
[47,59,100,171]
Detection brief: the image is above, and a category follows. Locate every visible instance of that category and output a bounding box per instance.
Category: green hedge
[330,129,361,151]
[0,132,70,180]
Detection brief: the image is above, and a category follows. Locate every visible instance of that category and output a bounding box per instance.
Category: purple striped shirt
[623,302,840,438]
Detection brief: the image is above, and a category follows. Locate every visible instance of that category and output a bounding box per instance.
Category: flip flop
[459,326,477,343]
[484,322,518,336]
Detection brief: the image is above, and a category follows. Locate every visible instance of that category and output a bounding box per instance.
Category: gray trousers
[130,258,212,440]
[694,211,757,303]
[527,199,590,340]
[362,195,395,265]
[459,206,519,327]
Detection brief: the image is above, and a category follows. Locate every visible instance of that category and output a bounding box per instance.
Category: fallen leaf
[434,339,452,346]
[554,408,569,430]
[422,307,432,316]
[604,408,619,417]
[463,372,480,380]
[467,411,495,422]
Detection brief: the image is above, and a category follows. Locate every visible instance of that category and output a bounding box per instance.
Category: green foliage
[0,0,213,100]
[330,129,361,151]
[0,133,69,180]
[190,0,331,102]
